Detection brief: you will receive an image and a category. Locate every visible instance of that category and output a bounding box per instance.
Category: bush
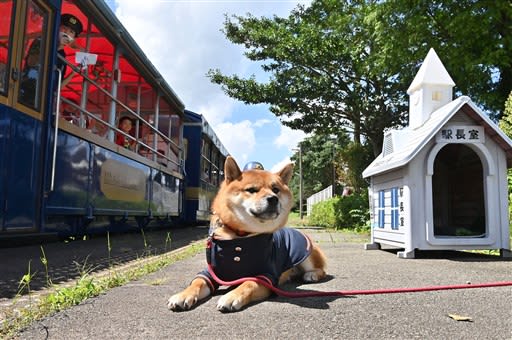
[309,197,338,228]
[309,190,370,230]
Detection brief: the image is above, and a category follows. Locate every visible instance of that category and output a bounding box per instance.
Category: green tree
[208,0,406,156]
[209,0,510,157]
[375,0,512,120]
[498,91,512,232]
[289,133,350,210]
[499,91,512,136]
[337,141,374,192]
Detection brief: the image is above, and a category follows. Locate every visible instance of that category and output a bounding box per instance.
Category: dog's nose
[267,195,278,207]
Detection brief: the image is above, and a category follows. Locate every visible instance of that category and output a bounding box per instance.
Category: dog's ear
[224,156,242,183]
[276,163,294,185]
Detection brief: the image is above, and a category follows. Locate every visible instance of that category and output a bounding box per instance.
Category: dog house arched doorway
[432,144,486,237]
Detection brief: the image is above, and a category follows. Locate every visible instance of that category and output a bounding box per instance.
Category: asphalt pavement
[4,227,512,339]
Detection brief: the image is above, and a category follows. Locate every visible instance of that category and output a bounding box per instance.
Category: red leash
[207,264,512,297]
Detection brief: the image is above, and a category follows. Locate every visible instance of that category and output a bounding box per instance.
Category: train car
[0,0,187,239]
[183,110,229,224]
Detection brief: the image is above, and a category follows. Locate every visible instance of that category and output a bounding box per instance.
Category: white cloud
[274,124,307,151]
[253,118,273,128]
[214,120,256,165]
[195,96,238,127]
[112,0,312,169]
[270,157,294,173]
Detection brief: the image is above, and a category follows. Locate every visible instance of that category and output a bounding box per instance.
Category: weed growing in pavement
[16,261,35,307]
[0,241,204,338]
[165,232,172,252]
[39,246,52,287]
[140,228,152,256]
[107,231,112,268]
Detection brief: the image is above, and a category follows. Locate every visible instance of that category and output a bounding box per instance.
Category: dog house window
[390,188,399,230]
[376,188,400,230]
[432,144,486,237]
[377,190,385,228]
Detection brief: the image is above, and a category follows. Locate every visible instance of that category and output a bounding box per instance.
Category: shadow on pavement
[0,226,208,300]
[381,248,512,262]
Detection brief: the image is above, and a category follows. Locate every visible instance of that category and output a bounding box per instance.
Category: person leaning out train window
[57,14,83,87]
[115,116,135,150]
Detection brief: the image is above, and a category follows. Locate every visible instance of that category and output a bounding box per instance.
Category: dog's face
[211,156,294,235]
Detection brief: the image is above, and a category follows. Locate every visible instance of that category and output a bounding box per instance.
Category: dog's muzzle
[250,195,280,220]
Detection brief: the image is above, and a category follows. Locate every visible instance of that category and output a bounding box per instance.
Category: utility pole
[332,142,336,196]
[299,143,303,219]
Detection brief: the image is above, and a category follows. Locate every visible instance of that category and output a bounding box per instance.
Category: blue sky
[107,0,312,171]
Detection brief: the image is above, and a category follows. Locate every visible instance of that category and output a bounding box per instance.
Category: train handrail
[58,55,180,151]
[57,56,181,169]
[50,68,63,192]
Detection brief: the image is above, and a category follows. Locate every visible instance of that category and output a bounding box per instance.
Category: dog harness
[197,227,312,292]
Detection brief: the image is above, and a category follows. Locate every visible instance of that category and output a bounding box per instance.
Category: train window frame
[11,0,53,119]
[0,0,16,101]
[49,1,185,179]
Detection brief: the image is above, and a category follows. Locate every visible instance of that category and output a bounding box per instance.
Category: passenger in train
[19,37,42,107]
[0,40,7,93]
[61,100,81,125]
[19,14,83,107]
[57,14,83,87]
[115,116,135,150]
[137,120,154,154]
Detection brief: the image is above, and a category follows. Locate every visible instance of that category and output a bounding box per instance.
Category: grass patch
[1,242,203,338]
[287,212,310,226]
[464,249,501,256]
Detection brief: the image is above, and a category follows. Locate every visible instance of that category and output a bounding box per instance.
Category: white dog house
[363,48,512,258]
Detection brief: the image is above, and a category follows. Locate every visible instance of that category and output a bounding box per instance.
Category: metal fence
[306,185,333,216]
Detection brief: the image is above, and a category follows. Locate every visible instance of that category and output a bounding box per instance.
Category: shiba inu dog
[167,156,327,312]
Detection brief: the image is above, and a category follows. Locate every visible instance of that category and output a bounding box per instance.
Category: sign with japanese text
[436,125,484,144]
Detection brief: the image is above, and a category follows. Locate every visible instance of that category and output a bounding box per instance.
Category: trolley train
[0,0,227,240]
[183,110,228,223]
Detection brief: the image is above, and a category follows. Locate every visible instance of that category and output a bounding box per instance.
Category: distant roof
[407,48,455,94]
[363,96,512,178]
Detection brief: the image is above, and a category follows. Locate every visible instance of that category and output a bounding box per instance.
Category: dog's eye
[245,187,258,194]
[272,186,280,194]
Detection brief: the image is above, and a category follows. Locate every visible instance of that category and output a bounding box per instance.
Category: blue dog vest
[197,227,312,292]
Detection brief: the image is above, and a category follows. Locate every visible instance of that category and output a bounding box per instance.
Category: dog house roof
[363,96,512,178]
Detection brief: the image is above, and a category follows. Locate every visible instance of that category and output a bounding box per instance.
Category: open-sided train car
[183,110,228,224]
[0,0,186,239]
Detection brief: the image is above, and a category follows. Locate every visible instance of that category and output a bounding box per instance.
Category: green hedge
[309,190,369,230]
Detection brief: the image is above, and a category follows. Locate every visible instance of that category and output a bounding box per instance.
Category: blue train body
[183,110,228,224]
[0,1,228,240]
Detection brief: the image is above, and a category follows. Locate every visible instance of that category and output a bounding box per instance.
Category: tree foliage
[337,141,374,191]
[209,0,512,156]
[375,0,512,121]
[289,133,350,209]
[498,91,512,224]
[499,91,512,137]
[208,0,407,156]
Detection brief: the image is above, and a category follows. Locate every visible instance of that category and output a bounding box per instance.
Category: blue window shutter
[378,190,385,228]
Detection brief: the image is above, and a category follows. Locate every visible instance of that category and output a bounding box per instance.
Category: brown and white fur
[167,156,326,312]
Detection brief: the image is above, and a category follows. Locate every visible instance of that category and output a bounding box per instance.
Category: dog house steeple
[407,48,455,129]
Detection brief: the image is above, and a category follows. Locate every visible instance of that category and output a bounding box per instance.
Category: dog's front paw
[216,292,246,312]
[167,292,198,311]
[303,268,326,283]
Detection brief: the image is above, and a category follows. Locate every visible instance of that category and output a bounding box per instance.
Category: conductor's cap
[61,14,83,36]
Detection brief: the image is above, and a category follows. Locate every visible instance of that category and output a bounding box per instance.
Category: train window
[0,1,15,97]
[169,114,181,172]
[202,139,211,159]
[17,1,49,111]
